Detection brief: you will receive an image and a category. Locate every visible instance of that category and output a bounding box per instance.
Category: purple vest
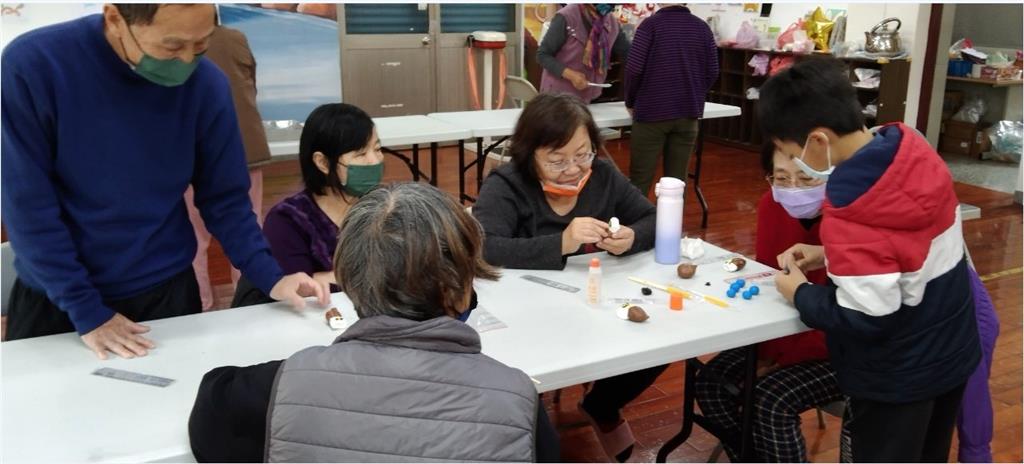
[540,4,619,103]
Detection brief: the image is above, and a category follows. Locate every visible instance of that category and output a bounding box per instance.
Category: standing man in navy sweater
[624,4,718,196]
[1,4,328,359]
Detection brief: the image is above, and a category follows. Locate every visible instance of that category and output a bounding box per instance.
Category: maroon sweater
[755,191,829,367]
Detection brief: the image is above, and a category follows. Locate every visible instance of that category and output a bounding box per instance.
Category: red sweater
[755,191,829,366]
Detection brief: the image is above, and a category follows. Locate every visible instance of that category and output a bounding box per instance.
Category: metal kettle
[864,18,902,56]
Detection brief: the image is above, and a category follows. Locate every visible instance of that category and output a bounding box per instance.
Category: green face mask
[341,162,384,197]
[122,25,203,87]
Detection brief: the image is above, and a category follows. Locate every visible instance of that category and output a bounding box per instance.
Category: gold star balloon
[804,7,835,52]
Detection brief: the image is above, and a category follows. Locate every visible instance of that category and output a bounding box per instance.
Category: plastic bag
[748,53,770,76]
[769,56,796,76]
[832,40,859,58]
[984,121,1023,163]
[852,68,881,89]
[746,87,760,100]
[952,96,987,124]
[989,51,1010,66]
[790,30,814,53]
[949,38,974,59]
[776,19,804,50]
[735,21,760,49]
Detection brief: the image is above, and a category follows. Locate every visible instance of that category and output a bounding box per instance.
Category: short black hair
[299,103,375,197]
[114,4,161,25]
[760,141,776,175]
[757,57,865,145]
[508,93,603,182]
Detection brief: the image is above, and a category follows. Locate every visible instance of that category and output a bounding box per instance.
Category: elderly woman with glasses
[472,93,661,462]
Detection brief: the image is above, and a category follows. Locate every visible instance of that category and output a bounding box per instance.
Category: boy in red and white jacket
[759,58,981,462]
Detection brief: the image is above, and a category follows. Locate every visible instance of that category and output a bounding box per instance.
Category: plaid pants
[694,348,843,462]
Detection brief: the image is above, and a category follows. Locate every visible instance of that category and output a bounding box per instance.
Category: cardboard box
[939,120,992,157]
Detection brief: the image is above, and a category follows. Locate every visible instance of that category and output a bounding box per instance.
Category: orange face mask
[542,170,593,197]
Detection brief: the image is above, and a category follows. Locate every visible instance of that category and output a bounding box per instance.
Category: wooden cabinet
[705,48,910,150]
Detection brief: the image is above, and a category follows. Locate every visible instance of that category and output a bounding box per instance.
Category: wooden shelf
[947,76,1023,88]
[710,48,910,152]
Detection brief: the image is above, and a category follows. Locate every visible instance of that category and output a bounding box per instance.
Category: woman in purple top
[624,5,719,196]
[232,103,384,307]
[537,3,630,103]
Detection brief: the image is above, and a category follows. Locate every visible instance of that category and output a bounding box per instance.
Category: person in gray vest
[188,182,560,462]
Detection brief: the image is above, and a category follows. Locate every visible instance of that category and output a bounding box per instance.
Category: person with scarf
[537,4,630,103]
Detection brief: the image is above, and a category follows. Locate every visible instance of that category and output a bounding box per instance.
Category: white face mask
[793,132,834,180]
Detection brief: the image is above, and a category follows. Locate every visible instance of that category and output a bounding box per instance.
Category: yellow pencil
[627,276,730,308]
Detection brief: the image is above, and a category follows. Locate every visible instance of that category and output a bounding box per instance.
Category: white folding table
[267,115,472,187]
[1,243,803,463]
[428,102,742,228]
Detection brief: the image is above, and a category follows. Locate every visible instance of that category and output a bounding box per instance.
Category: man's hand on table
[81,313,155,360]
[270,272,331,312]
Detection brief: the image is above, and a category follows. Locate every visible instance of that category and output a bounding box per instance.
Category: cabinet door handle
[381,62,402,67]
[381,103,405,109]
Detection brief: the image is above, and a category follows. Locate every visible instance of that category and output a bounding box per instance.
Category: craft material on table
[609,217,621,234]
[466,307,508,333]
[92,368,175,388]
[680,237,705,259]
[724,270,777,286]
[616,304,650,322]
[521,274,580,293]
[325,307,346,330]
[627,276,730,308]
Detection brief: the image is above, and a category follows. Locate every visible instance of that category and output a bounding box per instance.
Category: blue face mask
[456,291,479,323]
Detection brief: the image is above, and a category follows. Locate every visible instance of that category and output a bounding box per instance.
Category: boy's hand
[777,244,826,273]
[775,259,808,304]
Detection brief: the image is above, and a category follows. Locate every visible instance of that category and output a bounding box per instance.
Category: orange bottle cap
[590,258,601,268]
[669,291,684,311]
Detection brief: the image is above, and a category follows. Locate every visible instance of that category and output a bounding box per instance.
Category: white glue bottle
[586,258,602,306]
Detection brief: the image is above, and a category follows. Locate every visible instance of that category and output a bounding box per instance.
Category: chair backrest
[505,76,539,108]
[1,242,17,316]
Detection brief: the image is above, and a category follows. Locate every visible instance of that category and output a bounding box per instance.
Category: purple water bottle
[654,177,685,264]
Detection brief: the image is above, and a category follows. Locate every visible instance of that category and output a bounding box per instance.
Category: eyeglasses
[543,151,596,173]
[765,174,823,189]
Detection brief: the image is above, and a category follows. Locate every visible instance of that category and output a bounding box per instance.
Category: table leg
[382,147,420,181]
[476,138,485,193]
[429,142,439,187]
[412,144,420,182]
[739,344,759,461]
[656,359,699,462]
[458,141,469,204]
[690,119,710,229]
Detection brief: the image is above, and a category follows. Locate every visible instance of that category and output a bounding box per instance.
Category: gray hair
[334,183,500,321]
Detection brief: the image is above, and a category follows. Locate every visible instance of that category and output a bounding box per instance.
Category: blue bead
[742,291,753,300]
[727,290,737,298]
[735,279,746,288]
[750,286,760,295]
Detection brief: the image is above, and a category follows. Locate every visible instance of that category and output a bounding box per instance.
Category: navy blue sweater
[1,15,283,334]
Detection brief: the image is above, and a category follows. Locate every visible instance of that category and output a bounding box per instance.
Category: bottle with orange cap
[586,258,602,306]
